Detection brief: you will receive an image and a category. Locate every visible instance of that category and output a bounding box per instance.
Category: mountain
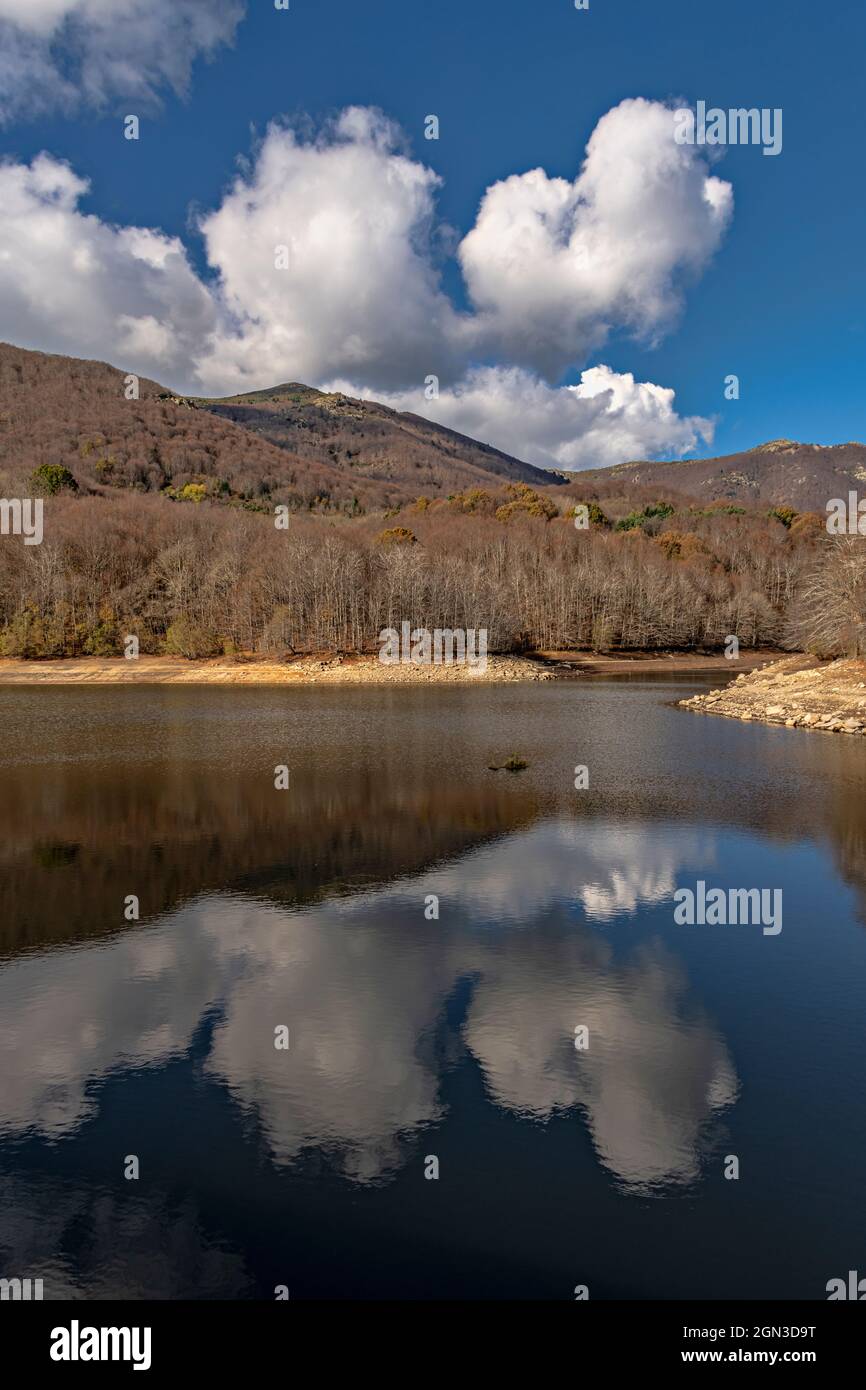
[558,440,866,512]
[0,343,558,513]
[196,383,557,494]
[3,343,863,516]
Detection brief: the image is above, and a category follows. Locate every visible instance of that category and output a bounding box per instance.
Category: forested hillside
[563,438,866,511]
[1,341,862,661]
[0,482,839,660]
[0,342,557,513]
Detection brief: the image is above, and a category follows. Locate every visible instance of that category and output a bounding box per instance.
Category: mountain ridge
[558,438,866,511]
[0,343,558,512]
[2,341,864,514]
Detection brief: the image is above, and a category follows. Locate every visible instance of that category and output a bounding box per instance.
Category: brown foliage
[0,343,557,517]
[0,484,825,659]
[376,527,418,547]
[0,341,850,660]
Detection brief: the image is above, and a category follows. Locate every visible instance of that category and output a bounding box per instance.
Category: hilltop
[3,343,862,517]
[0,338,860,671]
[0,343,558,513]
[559,439,866,512]
[195,381,555,496]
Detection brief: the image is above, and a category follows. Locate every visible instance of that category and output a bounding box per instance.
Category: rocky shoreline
[0,648,781,686]
[679,655,866,734]
[0,653,554,685]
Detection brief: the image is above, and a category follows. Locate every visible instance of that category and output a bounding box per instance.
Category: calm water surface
[1,678,865,1299]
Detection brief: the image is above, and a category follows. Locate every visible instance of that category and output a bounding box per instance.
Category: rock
[679,656,866,736]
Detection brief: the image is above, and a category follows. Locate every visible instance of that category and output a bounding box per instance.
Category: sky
[0,0,863,470]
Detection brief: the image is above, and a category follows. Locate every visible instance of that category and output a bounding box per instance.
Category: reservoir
[0,678,864,1299]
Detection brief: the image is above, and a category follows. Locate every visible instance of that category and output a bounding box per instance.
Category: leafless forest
[1,342,862,661]
[0,482,852,659]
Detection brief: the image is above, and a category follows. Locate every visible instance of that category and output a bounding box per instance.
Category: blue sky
[0,0,863,467]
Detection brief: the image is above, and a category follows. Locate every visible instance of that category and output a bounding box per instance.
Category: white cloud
[192,98,731,401]
[336,364,714,469]
[0,152,218,382]
[458,98,732,378]
[0,0,244,122]
[0,98,731,467]
[195,109,464,397]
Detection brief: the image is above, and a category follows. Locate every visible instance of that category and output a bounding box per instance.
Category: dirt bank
[0,653,554,685]
[679,655,866,734]
[0,649,784,685]
[538,649,781,676]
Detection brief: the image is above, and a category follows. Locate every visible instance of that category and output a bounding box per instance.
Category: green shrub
[178,482,207,503]
[32,463,78,496]
[616,501,675,531]
[495,482,558,522]
[163,618,221,659]
[0,607,68,657]
[81,610,119,656]
[573,501,611,528]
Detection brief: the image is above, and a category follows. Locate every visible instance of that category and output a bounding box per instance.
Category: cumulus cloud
[192,98,730,401]
[0,0,245,122]
[195,108,464,396]
[0,153,218,383]
[338,364,714,470]
[458,98,732,379]
[0,98,732,466]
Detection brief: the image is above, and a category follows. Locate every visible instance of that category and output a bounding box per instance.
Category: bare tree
[785,537,866,657]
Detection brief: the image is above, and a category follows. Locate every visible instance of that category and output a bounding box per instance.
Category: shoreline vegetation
[0,449,850,668]
[3,347,866,681]
[0,648,778,684]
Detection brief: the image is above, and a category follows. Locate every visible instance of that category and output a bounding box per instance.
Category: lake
[1,678,865,1300]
